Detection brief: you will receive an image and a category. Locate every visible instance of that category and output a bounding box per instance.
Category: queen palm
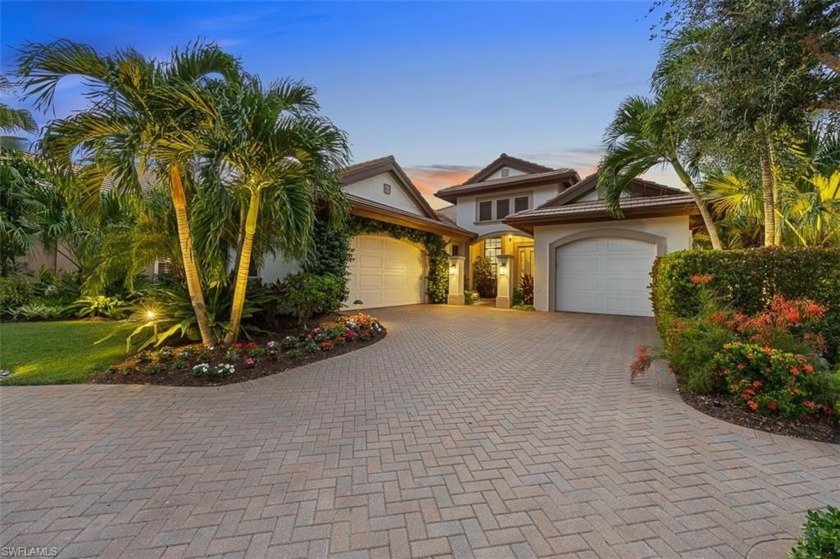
[211,77,349,344]
[17,40,240,346]
[597,95,723,249]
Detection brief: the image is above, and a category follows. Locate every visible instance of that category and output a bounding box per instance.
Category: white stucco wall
[532,215,691,311]
[344,171,425,216]
[453,183,563,236]
[259,254,301,284]
[485,166,526,181]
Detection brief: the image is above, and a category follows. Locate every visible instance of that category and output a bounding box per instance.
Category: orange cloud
[403,166,478,208]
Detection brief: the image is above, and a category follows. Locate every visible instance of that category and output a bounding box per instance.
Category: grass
[0,320,131,385]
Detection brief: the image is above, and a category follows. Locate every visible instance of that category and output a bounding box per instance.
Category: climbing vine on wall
[348,217,449,304]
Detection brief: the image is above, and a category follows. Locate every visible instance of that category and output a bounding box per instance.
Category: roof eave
[435,170,580,203]
[348,197,475,240]
[503,203,698,232]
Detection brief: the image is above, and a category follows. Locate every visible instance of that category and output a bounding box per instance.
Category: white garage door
[555,237,656,317]
[347,235,425,309]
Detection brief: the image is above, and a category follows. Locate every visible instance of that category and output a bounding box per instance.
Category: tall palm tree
[17,40,241,347]
[210,77,349,344]
[597,95,723,249]
[0,76,37,151]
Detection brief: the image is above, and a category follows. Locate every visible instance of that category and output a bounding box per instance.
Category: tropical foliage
[17,39,243,347]
[599,0,840,248]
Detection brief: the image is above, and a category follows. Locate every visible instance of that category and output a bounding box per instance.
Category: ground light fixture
[145,309,158,342]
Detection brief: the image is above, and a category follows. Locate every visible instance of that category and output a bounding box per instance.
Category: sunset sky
[2,1,675,208]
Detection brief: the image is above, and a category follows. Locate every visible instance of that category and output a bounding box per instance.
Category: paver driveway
[1,306,838,559]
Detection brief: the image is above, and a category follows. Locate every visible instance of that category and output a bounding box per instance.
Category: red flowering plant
[710,342,829,418]
[733,296,828,362]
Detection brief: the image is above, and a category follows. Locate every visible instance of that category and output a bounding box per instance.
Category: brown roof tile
[462,153,555,185]
[435,168,580,203]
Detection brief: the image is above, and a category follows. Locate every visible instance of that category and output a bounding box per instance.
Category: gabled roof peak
[462,153,555,185]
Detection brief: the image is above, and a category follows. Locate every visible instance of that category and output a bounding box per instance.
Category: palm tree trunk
[224,189,260,345]
[169,164,217,347]
[759,137,777,247]
[230,205,247,285]
[672,161,723,250]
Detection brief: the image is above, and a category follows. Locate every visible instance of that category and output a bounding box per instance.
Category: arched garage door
[347,235,425,309]
[555,237,656,317]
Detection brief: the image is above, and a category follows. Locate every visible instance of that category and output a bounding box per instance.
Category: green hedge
[651,248,840,360]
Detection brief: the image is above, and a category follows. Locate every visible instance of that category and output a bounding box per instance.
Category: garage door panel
[347,235,424,309]
[357,255,384,270]
[556,236,655,317]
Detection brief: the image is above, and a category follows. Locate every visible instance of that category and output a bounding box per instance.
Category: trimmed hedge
[651,248,840,360]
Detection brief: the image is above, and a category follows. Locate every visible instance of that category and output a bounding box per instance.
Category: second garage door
[555,237,656,317]
[346,235,425,309]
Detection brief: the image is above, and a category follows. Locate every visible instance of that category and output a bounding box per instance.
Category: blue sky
[2,1,672,206]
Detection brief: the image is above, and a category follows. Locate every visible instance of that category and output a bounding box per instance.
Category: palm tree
[210,77,349,344]
[17,40,241,347]
[704,129,840,247]
[597,95,723,249]
[0,76,37,151]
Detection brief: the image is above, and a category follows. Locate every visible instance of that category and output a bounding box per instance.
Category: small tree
[473,256,496,298]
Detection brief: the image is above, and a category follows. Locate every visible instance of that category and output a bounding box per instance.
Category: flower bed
[634,274,839,443]
[90,312,385,386]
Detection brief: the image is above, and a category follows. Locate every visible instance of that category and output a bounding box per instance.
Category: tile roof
[538,173,685,208]
[435,168,580,203]
[462,153,555,185]
[506,194,697,222]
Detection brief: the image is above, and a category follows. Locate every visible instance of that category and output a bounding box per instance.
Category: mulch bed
[89,314,386,387]
[676,377,840,445]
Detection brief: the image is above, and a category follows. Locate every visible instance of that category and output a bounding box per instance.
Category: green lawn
[0,320,130,385]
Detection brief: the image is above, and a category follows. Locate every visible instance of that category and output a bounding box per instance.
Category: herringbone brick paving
[1,305,838,558]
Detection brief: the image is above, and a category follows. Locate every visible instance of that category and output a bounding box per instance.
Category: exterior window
[484,238,502,270]
[478,201,493,222]
[383,183,391,195]
[496,199,510,220]
[501,168,510,178]
[451,244,460,256]
[155,259,172,277]
[514,196,529,213]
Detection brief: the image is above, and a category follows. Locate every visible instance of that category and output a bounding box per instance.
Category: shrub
[790,506,840,559]
[464,290,479,305]
[651,248,840,360]
[711,343,830,417]
[473,256,496,298]
[519,274,534,305]
[0,275,34,312]
[302,217,352,304]
[126,279,272,350]
[512,289,524,307]
[8,302,69,321]
[71,295,130,319]
[275,272,343,327]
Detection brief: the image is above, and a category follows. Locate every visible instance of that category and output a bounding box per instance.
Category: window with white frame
[484,238,502,270]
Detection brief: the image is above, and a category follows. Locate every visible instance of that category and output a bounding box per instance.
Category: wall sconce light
[498,262,508,276]
[449,264,457,276]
